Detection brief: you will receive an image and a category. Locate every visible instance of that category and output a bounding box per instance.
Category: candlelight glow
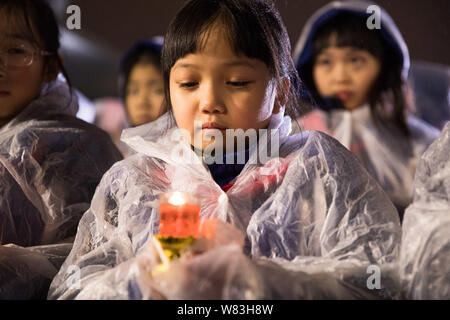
[168,192,186,205]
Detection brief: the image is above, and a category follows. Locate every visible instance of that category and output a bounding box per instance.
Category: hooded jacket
[293,1,439,216]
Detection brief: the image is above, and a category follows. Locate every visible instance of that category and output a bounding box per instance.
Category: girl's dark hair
[0,0,71,87]
[118,39,163,99]
[298,12,410,136]
[162,0,305,126]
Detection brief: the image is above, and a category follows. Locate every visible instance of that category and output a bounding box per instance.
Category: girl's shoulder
[101,151,168,185]
[285,129,357,167]
[415,122,450,180]
[6,115,118,148]
[295,109,331,135]
[4,113,112,142]
[1,115,122,170]
[406,113,441,147]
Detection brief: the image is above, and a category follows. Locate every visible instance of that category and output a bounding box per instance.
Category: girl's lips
[201,123,227,137]
[336,91,353,102]
[201,122,226,130]
[202,128,225,136]
[0,91,11,97]
[136,115,152,123]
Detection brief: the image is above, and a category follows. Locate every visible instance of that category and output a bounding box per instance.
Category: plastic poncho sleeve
[0,116,123,247]
[136,132,401,299]
[0,243,73,299]
[47,156,167,299]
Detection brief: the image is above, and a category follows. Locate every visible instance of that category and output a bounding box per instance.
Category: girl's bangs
[163,2,273,73]
[0,3,41,48]
[312,13,384,59]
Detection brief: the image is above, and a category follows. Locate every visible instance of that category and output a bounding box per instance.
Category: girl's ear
[273,77,290,114]
[43,55,62,83]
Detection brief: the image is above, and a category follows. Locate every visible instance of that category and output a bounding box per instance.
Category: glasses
[0,43,52,68]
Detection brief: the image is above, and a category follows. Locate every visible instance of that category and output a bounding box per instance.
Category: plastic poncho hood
[293,0,410,80]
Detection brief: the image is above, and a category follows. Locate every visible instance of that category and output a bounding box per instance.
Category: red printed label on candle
[159,203,200,237]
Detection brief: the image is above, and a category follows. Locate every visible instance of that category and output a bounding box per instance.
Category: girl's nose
[137,90,150,106]
[199,83,225,114]
[333,63,351,83]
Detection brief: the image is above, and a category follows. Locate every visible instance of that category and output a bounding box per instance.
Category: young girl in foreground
[49,0,401,300]
[294,1,440,220]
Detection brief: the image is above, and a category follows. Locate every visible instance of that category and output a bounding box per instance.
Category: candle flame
[168,192,186,205]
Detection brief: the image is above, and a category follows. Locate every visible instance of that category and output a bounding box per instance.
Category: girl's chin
[343,101,366,111]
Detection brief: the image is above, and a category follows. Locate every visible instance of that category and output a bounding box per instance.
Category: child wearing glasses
[0,0,122,299]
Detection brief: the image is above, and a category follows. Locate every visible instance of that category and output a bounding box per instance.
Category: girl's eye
[179,82,198,89]
[227,81,251,87]
[154,88,164,95]
[316,59,332,67]
[7,47,27,55]
[127,88,139,96]
[350,57,365,65]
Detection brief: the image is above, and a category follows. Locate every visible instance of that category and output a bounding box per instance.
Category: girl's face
[125,62,165,126]
[0,14,50,126]
[313,41,381,110]
[169,24,282,151]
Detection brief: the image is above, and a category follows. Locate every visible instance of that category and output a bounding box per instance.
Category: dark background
[49,0,450,100]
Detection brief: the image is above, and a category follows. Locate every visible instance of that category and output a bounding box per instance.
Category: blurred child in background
[95,37,166,157]
[119,37,165,127]
[294,1,440,220]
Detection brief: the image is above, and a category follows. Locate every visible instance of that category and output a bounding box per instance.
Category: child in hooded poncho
[294,1,440,221]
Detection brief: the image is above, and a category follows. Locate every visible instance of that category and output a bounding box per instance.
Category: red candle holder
[158,192,200,238]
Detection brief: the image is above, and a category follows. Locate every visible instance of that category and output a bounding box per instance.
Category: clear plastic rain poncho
[48,112,401,300]
[0,77,122,298]
[293,1,440,215]
[299,105,440,215]
[399,122,450,299]
[0,77,123,246]
[0,242,73,299]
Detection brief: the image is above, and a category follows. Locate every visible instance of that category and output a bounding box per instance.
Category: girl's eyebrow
[128,79,161,88]
[5,34,31,40]
[222,60,257,69]
[173,60,257,71]
[172,63,199,71]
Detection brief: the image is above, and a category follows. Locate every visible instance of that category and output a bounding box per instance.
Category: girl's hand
[136,220,255,299]
[146,243,263,300]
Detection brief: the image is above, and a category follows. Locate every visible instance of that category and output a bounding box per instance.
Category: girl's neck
[343,102,370,112]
